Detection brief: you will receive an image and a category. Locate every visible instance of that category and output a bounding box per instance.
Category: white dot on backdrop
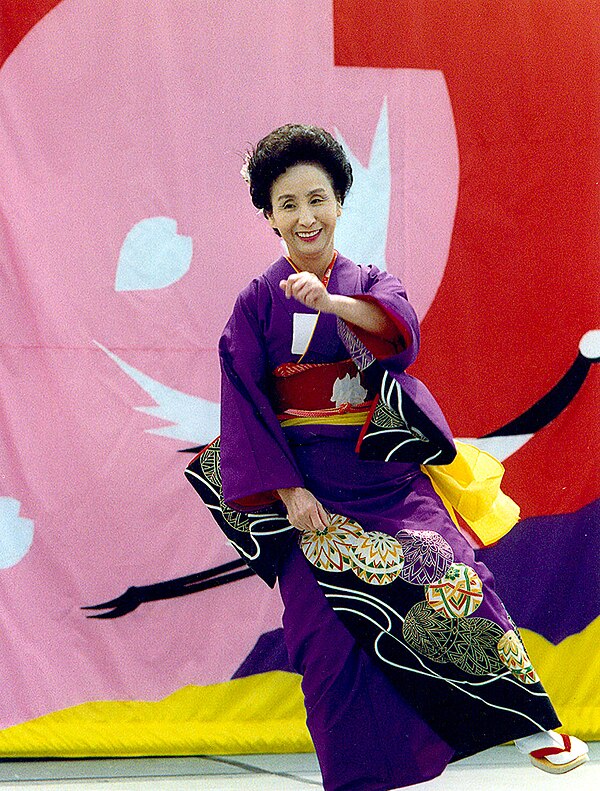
[0,497,34,569]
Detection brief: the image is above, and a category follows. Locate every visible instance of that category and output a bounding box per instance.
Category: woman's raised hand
[280,272,397,336]
[279,272,333,312]
[277,486,330,532]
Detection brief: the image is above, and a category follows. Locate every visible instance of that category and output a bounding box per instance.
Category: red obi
[272,359,374,417]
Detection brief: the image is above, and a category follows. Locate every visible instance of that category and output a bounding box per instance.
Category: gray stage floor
[0,743,598,790]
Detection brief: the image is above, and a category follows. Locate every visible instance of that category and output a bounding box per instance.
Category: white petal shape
[115,217,192,291]
[335,99,390,270]
[0,498,34,569]
[95,342,220,443]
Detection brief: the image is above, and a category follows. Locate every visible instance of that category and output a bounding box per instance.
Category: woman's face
[267,162,341,273]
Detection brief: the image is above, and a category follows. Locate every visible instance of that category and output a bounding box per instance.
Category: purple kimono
[188,254,559,791]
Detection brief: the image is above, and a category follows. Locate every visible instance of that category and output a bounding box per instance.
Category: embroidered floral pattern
[395,529,454,585]
[497,629,540,684]
[348,531,405,585]
[425,562,484,618]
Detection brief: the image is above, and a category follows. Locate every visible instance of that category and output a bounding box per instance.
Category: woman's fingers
[315,500,330,529]
[279,486,331,532]
[279,278,294,298]
[308,510,322,531]
[280,273,326,309]
[301,501,330,532]
[295,286,318,308]
[279,278,294,299]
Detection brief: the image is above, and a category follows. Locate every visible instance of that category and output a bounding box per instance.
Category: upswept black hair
[244,124,353,214]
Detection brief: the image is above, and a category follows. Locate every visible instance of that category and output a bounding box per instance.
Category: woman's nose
[298,204,316,226]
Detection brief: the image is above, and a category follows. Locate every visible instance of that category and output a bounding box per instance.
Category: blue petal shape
[0,497,34,569]
[115,217,192,291]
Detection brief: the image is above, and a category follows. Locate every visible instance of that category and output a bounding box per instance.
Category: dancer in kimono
[186,125,588,790]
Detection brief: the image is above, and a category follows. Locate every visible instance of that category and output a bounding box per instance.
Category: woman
[187,125,588,790]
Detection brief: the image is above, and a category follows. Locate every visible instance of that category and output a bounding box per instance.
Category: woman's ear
[336,201,342,217]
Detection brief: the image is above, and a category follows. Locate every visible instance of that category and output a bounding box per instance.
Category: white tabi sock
[515,730,589,766]
[514,730,563,754]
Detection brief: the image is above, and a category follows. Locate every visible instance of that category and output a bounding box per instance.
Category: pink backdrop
[0,0,598,745]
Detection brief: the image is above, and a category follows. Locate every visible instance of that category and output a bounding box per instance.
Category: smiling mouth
[296,229,322,240]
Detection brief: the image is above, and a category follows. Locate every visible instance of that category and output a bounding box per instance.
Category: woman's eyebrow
[275,187,328,204]
[277,187,325,201]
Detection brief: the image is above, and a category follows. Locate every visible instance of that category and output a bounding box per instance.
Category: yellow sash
[423,440,520,547]
[281,407,518,547]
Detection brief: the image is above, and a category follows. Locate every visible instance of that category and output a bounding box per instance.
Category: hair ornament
[240,152,251,185]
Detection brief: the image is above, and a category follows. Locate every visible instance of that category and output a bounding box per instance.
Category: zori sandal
[529,733,589,774]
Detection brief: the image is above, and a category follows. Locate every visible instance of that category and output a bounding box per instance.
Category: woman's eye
[282,203,295,210]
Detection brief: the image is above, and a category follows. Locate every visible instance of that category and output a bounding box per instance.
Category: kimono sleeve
[219,283,304,509]
[337,265,456,466]
[349,265,420,371]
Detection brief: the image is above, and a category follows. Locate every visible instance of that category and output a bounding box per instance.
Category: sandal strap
[530,734,571,759]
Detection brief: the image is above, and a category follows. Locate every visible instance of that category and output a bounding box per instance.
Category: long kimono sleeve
[348,265,421,372]
[337,264,456,466]
[219,283,304,510]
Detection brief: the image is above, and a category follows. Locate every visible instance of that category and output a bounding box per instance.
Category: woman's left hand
[280,272,333,312]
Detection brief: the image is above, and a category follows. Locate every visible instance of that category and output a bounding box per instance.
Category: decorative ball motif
[402,601,458,662]
[337,317,375,370]
[348,531,405,585]
[425,562,484,618]
[299,514,363,572]
[395,529,454,585]
[497,629,540,684]
[404,604,509,677]
[444,617,505,675]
